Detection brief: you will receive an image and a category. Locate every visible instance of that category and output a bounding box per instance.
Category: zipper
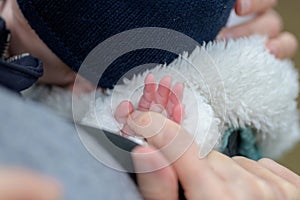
[0,30,10,59]
[6,53,30,63]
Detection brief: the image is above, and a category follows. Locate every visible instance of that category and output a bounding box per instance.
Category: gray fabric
[0,87,141,200]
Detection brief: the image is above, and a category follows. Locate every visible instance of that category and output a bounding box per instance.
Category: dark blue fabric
[0,56,43,92]
[17,0,235,88]
[0,17,43,92]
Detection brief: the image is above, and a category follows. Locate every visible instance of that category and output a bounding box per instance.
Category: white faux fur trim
[191,36,299,158]
[24,35,300,159]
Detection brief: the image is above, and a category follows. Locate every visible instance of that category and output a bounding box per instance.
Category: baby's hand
[114,73,185,136]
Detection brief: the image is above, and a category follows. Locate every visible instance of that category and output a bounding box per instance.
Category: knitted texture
[17,0,235,88]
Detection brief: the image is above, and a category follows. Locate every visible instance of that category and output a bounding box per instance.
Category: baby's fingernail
[237,0,252,15]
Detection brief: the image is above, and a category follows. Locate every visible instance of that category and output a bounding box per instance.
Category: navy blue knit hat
[17,0,235,88]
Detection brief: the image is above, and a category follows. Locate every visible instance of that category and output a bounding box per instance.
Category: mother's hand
[130,112,300,200]
[218,0,298,59]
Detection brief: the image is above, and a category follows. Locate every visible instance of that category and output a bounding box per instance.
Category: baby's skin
[115,73,185,136]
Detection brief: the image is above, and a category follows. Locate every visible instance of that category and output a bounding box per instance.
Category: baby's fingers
[172,104,185,124]
[154,76,172,108]
[166,82,184,121]
[138,74,156,111]
[115,100,134,124]
[114,101,138,136]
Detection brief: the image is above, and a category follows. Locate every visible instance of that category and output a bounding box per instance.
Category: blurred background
[276,0,300,174]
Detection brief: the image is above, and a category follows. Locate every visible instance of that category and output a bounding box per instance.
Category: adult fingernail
[237,0,252,15]
[132,146,159,173]
[130,112,152,127]
[127,112,153,136]
[127,112,167,139]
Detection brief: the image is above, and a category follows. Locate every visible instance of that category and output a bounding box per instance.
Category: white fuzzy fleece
[24,35,300,159]
[190,36,300,158]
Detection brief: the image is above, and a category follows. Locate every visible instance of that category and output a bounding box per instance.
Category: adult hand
[218,0,298,59]
[0,168,62,200]
[129,112,300,200]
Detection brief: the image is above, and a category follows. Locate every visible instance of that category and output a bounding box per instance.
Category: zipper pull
[0,17,11,59]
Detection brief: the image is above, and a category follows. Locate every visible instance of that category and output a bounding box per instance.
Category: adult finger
[127,111,231,199]
[132,146,178,200]
[258,158,300,189]
[218,9,282,40]
[0,168,62,200]
[235,0,277,16]
[266,32,298,59]
[234,156,300,199]
[207,151,274,200]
